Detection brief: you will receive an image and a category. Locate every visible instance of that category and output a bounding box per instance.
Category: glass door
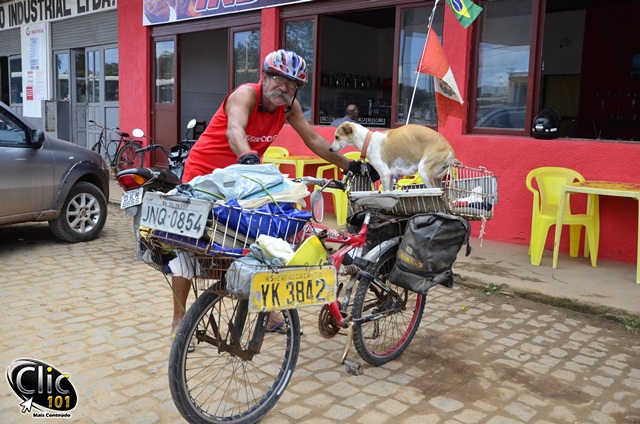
[9,57,23,115]
[72,49,87,147]
[54,51,71,141]
[152,37,178,168]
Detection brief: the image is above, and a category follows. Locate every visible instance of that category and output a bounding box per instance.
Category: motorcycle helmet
[263,50,309,86]
[532,108,561,139]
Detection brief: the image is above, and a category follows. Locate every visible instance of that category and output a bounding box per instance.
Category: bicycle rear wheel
[352,244,426,366]
[169,288,301,424]
[115,142,143,173]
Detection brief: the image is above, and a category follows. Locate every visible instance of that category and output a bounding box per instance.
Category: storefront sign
[143,0,311,26]
[0,0,117,31]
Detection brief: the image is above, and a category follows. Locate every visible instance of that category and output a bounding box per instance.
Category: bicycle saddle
[352,193,400,210]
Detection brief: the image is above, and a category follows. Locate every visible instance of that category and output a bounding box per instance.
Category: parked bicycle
[88,120,142,173]
[138,164,497,423]
[143,175,421,423]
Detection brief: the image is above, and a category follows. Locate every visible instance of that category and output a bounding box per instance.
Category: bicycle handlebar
[88,120,128,137]
[299,176,347,191]
[136,143,171,156]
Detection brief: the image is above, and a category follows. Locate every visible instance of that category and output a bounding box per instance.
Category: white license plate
[140,192,210,239]
[249,266,337,312]
[120,187,144,209]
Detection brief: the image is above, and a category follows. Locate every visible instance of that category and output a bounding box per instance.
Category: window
[285,19,315,120]
[0,110,26,145]
[467,0,640,141]
[9,57,22,105]
[87,50,100,103]
[55,53,70,101]
[397,6,444,126]
[155,41,175,104]
[233,29,261,87]
[104,48,119,101]
[75,52,86,103]
[472,0,532,132]
[317,8,395,127]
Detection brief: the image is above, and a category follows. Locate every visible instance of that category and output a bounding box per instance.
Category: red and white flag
[417,29,465,127]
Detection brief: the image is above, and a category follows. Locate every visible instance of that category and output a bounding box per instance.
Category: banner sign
[143,0,311,26]
[21,22,49,117]
[0,0,117,31]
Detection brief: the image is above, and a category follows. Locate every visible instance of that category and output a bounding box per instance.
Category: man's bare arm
[225,86,256,157]
[287,101,350,171]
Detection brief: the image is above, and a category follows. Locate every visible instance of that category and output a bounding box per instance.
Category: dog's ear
[343,123,353,135]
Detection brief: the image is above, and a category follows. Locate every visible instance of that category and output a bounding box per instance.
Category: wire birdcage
[349,163,497,221]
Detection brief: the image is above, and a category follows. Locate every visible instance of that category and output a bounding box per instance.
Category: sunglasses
[268,74,302,90]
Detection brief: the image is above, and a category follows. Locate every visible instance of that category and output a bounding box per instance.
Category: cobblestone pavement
[1,205,640,423]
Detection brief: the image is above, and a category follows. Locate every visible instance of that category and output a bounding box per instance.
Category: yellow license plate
[249,266,337,312]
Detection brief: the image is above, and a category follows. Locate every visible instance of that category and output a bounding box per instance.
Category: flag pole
[406,0,440,125]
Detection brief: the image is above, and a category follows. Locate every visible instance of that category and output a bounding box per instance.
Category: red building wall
[118,0,152,142]
[119,3,639,265]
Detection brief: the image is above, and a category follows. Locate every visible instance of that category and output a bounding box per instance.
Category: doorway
[53,46,119,148]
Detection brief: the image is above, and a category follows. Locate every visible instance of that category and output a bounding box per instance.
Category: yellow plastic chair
[315,151,361,226]
[264,146,290,168]
[525,167,599,266]
[396,173,424,189]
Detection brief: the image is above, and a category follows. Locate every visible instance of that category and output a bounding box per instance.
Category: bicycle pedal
[343,359,363,376]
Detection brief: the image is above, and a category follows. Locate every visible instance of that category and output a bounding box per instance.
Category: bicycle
[139,165,497,423]
[88,120,143,174]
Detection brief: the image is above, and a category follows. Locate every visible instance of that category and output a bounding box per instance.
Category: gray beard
[265,89,293,105]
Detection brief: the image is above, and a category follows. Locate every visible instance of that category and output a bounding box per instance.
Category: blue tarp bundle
[213,199,311,241]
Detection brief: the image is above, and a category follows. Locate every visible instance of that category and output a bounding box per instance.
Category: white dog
[330,122,455,191]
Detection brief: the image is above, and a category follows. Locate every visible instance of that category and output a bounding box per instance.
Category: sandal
[266,321,288,334]
[266,321,303,336]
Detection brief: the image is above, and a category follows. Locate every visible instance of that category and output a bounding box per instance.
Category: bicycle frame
[89,120,130,165]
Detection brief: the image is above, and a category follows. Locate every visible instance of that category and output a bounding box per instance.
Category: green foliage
[480,283,500,296]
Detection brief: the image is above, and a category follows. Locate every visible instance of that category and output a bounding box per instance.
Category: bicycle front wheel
[352,244,426,366]
[169,289,301,424]
[115,142,143,173]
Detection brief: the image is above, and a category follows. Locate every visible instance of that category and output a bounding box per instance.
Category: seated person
[331,104,360,126]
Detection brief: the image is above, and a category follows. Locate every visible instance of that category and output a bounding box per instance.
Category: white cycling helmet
[262,50,309,86]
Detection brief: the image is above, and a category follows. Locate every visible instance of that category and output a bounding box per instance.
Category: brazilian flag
[445,0,483,29]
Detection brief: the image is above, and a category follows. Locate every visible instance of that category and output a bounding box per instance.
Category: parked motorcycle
[116,119,198,258]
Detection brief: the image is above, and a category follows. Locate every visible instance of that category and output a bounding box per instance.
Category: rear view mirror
[132,128,145,138]
[187,119,197,129]
[31,130,45,148]
[310,190,324,223]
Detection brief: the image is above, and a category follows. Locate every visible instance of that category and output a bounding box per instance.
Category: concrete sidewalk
[109,179,640,318]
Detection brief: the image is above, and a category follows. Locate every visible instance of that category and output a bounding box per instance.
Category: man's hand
[238,150,260,165]
[344,160,380,182]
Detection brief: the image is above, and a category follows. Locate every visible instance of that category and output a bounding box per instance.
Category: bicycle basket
[144,200,311,258]
[349,163,497,221]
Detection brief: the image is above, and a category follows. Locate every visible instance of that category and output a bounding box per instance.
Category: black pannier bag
[389,213,472,294]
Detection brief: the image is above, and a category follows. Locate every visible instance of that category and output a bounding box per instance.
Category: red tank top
[182,82,286,183]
